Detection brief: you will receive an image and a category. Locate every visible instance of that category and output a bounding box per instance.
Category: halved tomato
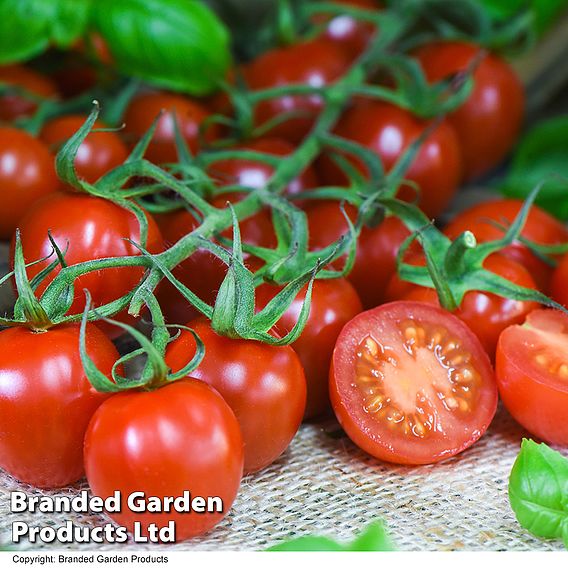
[330,301,497,465]
[496,309,568,445]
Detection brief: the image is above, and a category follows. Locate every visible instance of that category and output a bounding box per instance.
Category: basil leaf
[0,0,91,63]
[509,439,568,546]
[267,521,394,552]
[500,116,568,220]
[93,0,231,96]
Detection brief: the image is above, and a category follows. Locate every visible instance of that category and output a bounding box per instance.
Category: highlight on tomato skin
[496,309,568,446]
[330,301,498,465]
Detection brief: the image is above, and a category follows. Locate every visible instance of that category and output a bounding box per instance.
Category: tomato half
[256,278,363,419]
[444,198,568,292]
[318,102,462,218]
[0,127,60,240]
[330,301,497,464]
[414,41,525,180]
[84,379,243,540]
[40,114,129,184]
[246,39,350,143]
[496,309,568,445]
[123,92,219,164]
[0,324,117,488]
[166,318,306,474]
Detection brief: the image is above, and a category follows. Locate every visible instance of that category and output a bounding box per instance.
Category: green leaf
[509,439,568,547]
[501,116,568,220]
[93,0,231,96]
[50,0,92,48]
[267,521,394,552]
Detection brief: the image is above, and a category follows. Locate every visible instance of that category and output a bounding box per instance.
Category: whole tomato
[306,200,410,308]
[388,253,539,357]
[15,193,162,334]
[123,92,219,164]
[318,102,462,218]
[0,127,60,240]
[444,199,568,292]
[0,65,58,121]
[40,115,129,184]
[0,324,117,488]
[246,39,350,143]
[85,379,244,540]
[550,253,568,308]
[256,278,362,419]
[165,318,307,474]
[414,41,525,180]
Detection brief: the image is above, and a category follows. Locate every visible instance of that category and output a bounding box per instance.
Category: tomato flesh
[496,309,568,445]
[330,301,497,464]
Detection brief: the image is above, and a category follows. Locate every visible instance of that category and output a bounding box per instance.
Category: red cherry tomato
[496,309,568,445]
[318,102,462,218]
[444,199,568,292]
[85,379,243,539]
[330,301,498,465]
[123,92,219,164]
[306,200,411,308]
[15,193,163,334]
[315,0,379,58]
[0,324,117,488]
[246,39,350,143]
[391,253,539,357]
[256,278,362,419]
[166,318,306,473]
[414,41,525,180]
[0,65,58,121]
[40,115,129,184]
[0,127,60,240]
[551,253,568,308]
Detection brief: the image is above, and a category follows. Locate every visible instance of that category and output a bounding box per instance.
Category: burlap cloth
[0,246,566,552]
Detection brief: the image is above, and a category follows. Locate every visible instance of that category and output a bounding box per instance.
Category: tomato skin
[0,65,58,121]
[165,319,306,474]
[444,199,568,292]
[15,193,162,332]
[84,379,243,539]
[330,301,497,465]
[393,254,539,357]
[307,200,411,308]
[40,115,129,184]
[246,40,350,143]
[0,127,60,240]
[256,278,363,419]
[123,92,218,164]
[496,309,568,445]
[0,324,117,488]
[551,253,568,308]
[415,41,524,180]
[318,102,462,218]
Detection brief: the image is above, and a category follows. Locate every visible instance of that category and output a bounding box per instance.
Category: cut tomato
[496,309,568,445]
[330,301,497,465]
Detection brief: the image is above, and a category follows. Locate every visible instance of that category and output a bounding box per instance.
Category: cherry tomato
[306,200,411,308]
[256,278,362,419]
[318,102,462,218]
[40,115,129,184]
[166,318,306,473]
[15,193,163,334]
[414,41,525,180]
[0,324,117,488]
[85,379,243,539]
[444,199,568,292]
[123,92,219,164]
[246,39,350,143]
[330,301,497,465]
[208,138,319,199]
[315,0,379,58]
[496,309,568,445]
[0,127,60,240]
[0,65,58,122]
[551,253,568,308]
[391,253,539,357]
